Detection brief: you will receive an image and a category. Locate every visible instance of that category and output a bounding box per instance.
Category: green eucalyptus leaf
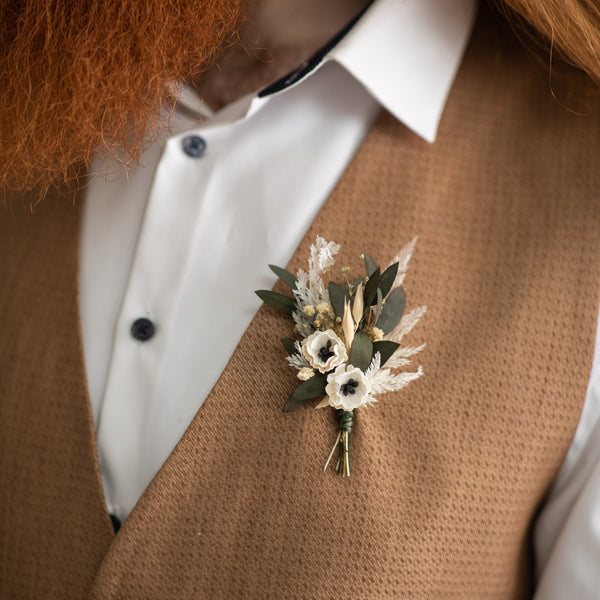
[283,374,327,412]
[373,288,383,322]
[377,287,406,334]
[363,254,378,276]
[292,373,327,399]
[348,332,373,372]
[281,338,298,355]
[378,262,399,299]
[363,267,381,307]
[255,290,296,315]
[372,340,400,367]
[268,264,298,290]
[283,395,311,413]
[328,281,347,318]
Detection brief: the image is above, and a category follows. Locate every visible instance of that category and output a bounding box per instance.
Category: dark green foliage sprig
[283,374,327,413]
[268,265,297,289]
[348,333,373,372]
[255,290,295,315]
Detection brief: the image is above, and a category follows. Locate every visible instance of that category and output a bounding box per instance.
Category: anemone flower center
[318,340,335,363]
[341,379,359,396]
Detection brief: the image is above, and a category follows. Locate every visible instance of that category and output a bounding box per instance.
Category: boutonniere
[256,237,426,476]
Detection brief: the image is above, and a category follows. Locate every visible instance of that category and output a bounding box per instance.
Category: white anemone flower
[302,330,348,374]
[324,364,371,411]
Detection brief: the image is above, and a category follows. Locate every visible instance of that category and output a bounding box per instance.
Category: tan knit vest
[2,8,600,599]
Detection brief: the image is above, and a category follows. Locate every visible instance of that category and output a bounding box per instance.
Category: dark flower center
[318,340,335,363]
[341,378,359,396]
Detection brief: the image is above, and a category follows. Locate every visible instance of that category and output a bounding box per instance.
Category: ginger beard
[0,0,244,194]
[1,0,599,196]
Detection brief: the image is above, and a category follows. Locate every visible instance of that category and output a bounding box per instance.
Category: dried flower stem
[323,431,341,472]
[323,410,354,477]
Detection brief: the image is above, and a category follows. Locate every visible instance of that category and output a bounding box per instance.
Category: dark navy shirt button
[131,317,155,341]
[182,135,207,158]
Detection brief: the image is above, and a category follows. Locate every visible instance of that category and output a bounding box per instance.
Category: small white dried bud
[316,302,333,316]
[303,305,316,317]
[298,367,315,381]
[371,327,384,342]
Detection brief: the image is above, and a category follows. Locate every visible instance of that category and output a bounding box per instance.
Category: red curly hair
[1,0,599,195]
[0,0,243,194]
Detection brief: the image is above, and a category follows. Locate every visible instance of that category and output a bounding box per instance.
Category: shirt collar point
[376,96,441,144]
[402,119,439,145]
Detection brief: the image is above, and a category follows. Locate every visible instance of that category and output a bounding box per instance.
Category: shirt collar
[177,0,477,143]
[328,0,477,142]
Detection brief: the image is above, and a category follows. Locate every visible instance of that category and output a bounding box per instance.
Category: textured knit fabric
[2,7,600,599]
[0,195,114,598]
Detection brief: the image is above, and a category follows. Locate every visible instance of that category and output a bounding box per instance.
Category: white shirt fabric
[79,0,600,595]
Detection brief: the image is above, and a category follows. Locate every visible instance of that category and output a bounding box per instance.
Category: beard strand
[0,0,243,195]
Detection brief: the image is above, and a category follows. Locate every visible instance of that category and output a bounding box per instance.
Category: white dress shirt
[80,0,600,596]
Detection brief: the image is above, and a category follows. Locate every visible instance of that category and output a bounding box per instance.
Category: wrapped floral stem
[324,409,354,476]
[256,236,426,476]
